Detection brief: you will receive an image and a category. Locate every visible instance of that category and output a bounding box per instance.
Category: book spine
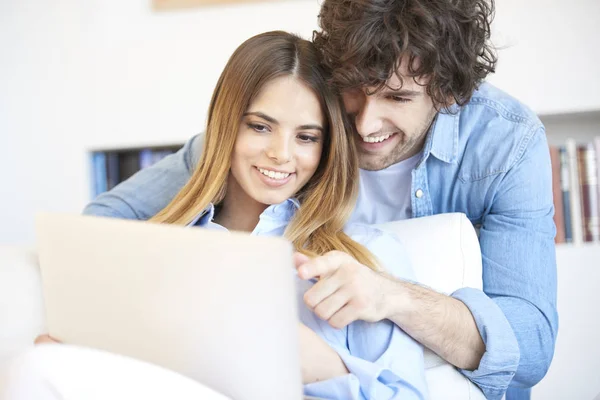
[596,137,600,226]
[566,139,583,244]
[139,149,154,170]
[92,152,108,198]
[549,145,565,243]
[559,147,572,242]
[578,144,600,242]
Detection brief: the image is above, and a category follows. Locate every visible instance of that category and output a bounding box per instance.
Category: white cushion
[0,345,230,400]
[376,212,483,294]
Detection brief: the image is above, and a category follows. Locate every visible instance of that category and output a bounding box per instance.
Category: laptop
[35,213,303,400]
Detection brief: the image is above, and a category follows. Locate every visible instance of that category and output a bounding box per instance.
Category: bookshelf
[90,143,184,198]
[541,111,600,247]
[536,112,599,400]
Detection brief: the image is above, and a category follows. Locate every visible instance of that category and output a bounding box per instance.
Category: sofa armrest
[376,213,482,294]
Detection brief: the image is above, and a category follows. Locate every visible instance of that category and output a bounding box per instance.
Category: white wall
[489,0,600,115]
[1,0,600,244]
[532,245,600,400]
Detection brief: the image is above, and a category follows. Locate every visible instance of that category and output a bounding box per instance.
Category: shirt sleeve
[83,134,202,220]
[453,127,558,399]
[303,231,427,400]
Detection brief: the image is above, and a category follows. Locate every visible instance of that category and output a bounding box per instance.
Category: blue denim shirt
[188,199,428,399]
[84,82,558,400]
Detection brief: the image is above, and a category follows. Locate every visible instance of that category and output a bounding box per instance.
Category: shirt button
[415,189,424,198]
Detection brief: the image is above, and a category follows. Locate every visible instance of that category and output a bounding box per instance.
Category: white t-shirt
[349,153,420,225]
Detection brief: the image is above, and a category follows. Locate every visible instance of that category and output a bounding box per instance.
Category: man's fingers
[297,251,350,280]
[293,252,311,270]
[329,304,359,330]
[303,269,345,308]
[312,289,350,322]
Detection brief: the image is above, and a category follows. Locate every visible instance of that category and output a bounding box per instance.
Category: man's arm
[455,127,558,390]
[386,128,558,388]
[297,128,557,399]
[83,134,203,219]
[385,282,486,370]
[298,244,514,400]
[298,254,487,369]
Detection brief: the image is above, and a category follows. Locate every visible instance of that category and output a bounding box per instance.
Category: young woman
[11,31,427,399]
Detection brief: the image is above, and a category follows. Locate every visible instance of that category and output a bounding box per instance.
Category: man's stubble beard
[357,110,438,171]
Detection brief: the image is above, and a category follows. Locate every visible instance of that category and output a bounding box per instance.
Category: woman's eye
[248,123,269,133]
[297,134,319,143]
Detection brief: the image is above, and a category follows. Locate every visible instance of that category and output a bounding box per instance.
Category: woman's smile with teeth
[257,167,291,180]
[362,133,393,143]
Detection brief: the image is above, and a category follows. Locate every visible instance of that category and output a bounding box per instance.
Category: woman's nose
[266,134,291,164]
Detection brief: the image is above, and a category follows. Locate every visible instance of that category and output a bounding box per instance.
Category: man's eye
[389,96,411,103]
[248,123,269,132]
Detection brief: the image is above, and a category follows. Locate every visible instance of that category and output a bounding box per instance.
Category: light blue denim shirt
[187,199,427,399]
[84,82,558,400]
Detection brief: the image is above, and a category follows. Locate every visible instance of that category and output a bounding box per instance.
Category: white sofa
[0,213,485,399]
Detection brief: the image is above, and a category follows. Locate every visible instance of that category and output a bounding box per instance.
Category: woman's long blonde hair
[151,31,379,270]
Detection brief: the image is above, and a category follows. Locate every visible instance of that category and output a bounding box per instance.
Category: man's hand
[294,251,396,329]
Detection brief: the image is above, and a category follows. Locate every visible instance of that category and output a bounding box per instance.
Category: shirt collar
[188,203,216,227]
[188,198,300,228]
[419,103,460,166]
[260,198,300,221]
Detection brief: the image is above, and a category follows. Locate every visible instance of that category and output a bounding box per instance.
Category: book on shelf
[559,147,573,243]
[578,143,600,242]
[566,139,584,244]
[91,152,107,198]
[89,145,183,198]
[550,136,600,245]
[550,146,565,243]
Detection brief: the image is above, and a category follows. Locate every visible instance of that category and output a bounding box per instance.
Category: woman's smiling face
[228,75,325,207]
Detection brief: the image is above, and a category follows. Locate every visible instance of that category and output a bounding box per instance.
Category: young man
[84,1,557,399]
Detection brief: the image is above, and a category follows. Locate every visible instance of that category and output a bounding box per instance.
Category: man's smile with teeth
[362,133,394,143]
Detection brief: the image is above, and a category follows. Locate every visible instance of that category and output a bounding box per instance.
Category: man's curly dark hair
[313,0,497,107]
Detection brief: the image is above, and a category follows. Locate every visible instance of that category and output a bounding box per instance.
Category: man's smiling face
[342,60,439,171]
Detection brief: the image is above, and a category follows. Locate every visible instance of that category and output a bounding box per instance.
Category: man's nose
[266,134,291,164]
[354,98,383,137]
